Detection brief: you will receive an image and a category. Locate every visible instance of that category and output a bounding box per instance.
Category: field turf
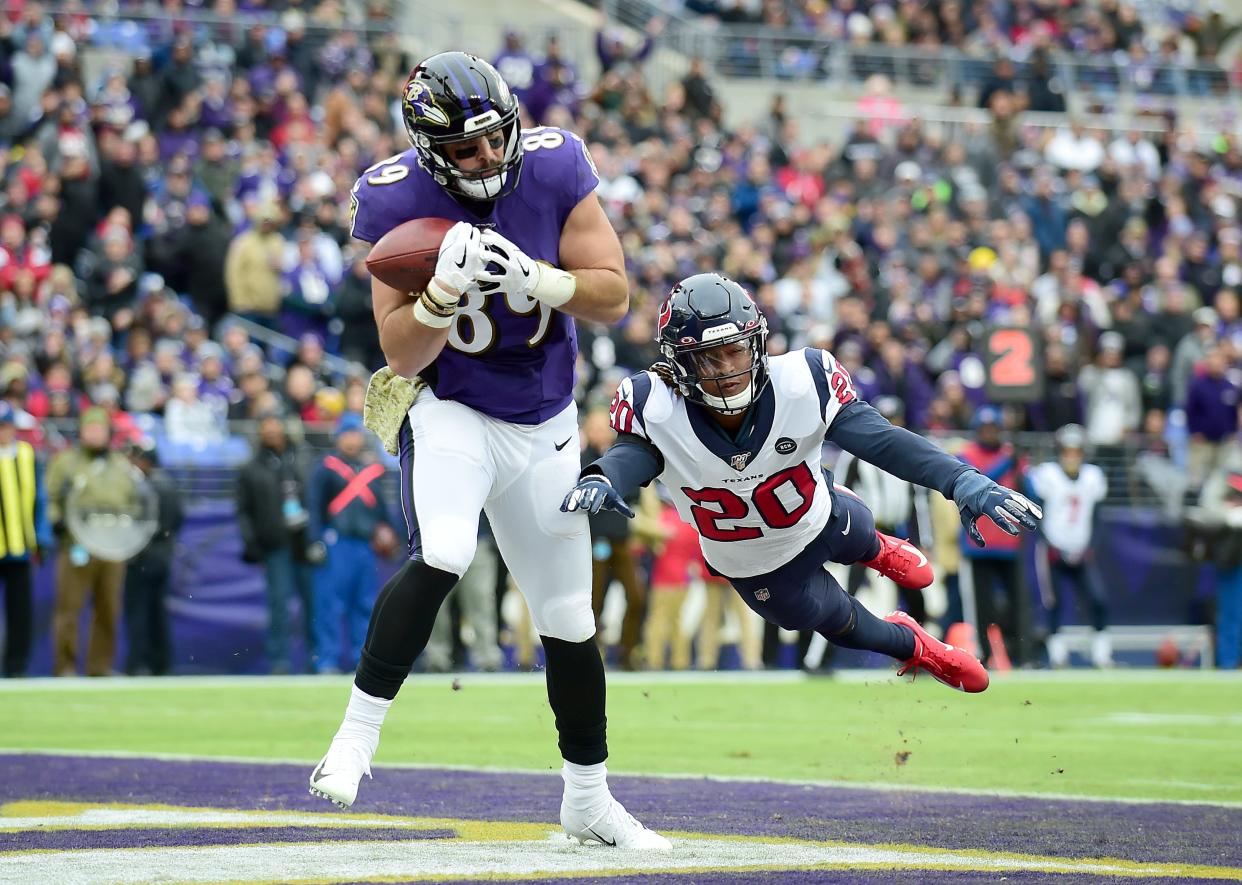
[4,670,1239,803]
[3,670,1239,884]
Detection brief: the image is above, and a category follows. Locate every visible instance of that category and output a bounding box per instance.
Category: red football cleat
[884,610,990,693]
[861,532,934,590]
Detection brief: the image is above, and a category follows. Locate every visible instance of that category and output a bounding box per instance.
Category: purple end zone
[400,876,1232,885]
[0,826,454,851]
[0,754,1235,868]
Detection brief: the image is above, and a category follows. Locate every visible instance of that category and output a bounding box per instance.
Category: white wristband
[425,278,462,310]
[413,297,454,329]
[531,263,576,309]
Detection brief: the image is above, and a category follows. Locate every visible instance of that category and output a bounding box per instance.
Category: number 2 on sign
[989,329,1036,386]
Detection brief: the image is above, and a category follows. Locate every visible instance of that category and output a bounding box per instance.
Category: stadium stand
[0,0,1239,673]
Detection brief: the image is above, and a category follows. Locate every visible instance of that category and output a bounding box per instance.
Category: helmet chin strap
[697,382,753,415]
[456,170,507,201]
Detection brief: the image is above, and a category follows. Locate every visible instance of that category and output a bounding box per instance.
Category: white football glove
[416,222,485,328]
[478,229,576,308]
[431,221,486,299]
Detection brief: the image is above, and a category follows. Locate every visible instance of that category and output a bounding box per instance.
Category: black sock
[354,559,458,700]
[819,596,916,660]
[541,635,608,765]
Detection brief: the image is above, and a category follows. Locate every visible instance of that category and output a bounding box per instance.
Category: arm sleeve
[827,400,973,500]
[582,434,664,499]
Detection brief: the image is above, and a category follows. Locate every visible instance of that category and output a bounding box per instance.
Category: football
[365,217,457,294]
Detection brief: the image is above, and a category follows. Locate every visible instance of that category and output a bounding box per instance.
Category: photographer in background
[236,411,317,674]
[123,438,184,676]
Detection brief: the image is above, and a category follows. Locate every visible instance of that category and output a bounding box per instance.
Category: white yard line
[0,836,1223,885]
[2,746,1239,810]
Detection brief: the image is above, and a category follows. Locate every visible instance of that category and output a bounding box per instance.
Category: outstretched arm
[827,401,1041,547]
[562,433,663,517]
[581,432,664,498]
[828,401,972,498]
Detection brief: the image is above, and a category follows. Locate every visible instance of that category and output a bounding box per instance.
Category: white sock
[561,761,610,810]
[334,685,392,754]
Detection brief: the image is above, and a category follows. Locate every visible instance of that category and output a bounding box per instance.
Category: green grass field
[5,670,1240,804]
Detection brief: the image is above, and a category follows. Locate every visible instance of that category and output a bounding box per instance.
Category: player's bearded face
[445,130,508,179]
[693,341,754,400]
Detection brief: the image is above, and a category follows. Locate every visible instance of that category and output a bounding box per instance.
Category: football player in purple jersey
[308,52,669,850]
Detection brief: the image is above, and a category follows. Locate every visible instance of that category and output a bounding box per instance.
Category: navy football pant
[727,490,915,661]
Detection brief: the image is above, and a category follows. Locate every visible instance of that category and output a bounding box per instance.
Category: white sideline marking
[2,747,1239,810]
[0,808,424,830]
[0,668,1238,693]
[0,837,1212,885]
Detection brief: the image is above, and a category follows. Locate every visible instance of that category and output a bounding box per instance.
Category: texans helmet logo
[657,299,673,335]
[405,81,451,128]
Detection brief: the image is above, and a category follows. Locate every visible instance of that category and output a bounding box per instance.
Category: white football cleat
[562,795,672,850]
[308,736,374,809]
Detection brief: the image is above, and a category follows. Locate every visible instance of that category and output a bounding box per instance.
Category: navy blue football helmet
[402,52,522,201]
[656,273,769,415]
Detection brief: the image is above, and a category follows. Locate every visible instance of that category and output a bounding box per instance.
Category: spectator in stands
[123,437,184,676]
[1172,307,1220,408]
[1185,345,1240,487]
[958,407,1031,667]
[0,403,50,677]
[236,411,317,674]
[165,373,225,445]
[225,202,286,330]
[174,194,233,330]
[46,407,136,676]
[305,414,394,674]
[1080,332,1142,458]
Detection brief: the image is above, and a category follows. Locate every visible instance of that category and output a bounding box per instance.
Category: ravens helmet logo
[404,81,451,128]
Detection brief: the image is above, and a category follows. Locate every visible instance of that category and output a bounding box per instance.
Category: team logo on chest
[730,451,753,472]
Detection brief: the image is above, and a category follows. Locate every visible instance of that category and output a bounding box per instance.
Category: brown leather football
[364,217,457,294]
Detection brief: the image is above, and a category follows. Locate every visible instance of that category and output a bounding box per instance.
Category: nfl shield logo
[730,451,752,471]
[754,588,770,602]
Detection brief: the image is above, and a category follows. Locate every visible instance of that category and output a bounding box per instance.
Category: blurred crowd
[660,0,1236,92]
[1,1,1242,673]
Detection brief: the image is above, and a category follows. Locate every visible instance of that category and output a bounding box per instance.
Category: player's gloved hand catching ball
[952,469,1042,547]
[415,222,485,328]
[478,229,576,309]
[560,475,635,518]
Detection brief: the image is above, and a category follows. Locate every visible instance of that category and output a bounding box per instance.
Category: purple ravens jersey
[350,127,600,425]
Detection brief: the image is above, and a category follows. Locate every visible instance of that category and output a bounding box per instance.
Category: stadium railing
[599,0,1238,101]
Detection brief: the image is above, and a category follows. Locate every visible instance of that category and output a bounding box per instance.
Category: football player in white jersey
[562,274,1042,692]
[1026,424,1112,668]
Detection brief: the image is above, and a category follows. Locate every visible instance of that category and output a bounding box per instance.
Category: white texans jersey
[1026,461,1107,559]
[610,348,859,578]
